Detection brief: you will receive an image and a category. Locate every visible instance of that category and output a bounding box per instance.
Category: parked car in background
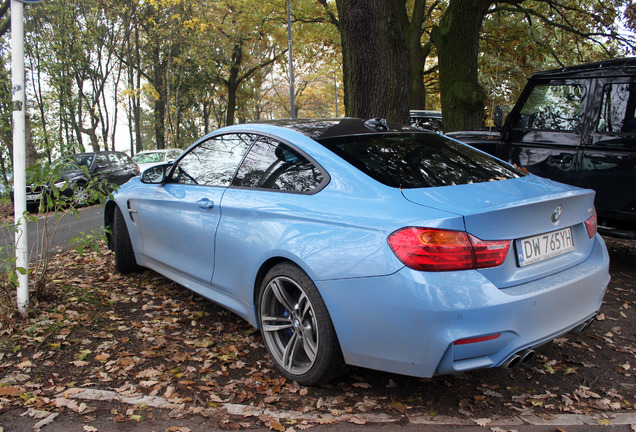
[25,151,139,209]
[410,110,443,132]
[133,148,182,173]
[105,118,609,385]
[447,58,636,239]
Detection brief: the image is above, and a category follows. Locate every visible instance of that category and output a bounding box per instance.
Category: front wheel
[258,263,345,385]
[72,182,90,206]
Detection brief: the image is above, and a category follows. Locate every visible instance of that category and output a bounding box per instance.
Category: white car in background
[133,149,182,173]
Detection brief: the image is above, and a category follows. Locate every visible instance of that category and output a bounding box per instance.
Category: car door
[135,133,254,284]
[105,153,129,185]
[91,154,113,183]
[114,153,140,183]
[582,78,636,229]
[213,136,328,302]
[505,80,588,186]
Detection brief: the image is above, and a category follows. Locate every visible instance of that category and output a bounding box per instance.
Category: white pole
[11,0,29,315]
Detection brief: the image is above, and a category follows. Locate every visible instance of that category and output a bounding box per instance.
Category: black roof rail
[532,57,636,79]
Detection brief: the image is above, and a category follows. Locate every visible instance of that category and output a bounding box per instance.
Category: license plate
[516,227,574,267]
[26,193,41,201]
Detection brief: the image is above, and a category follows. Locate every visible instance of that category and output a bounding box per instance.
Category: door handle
[196,198,215,209]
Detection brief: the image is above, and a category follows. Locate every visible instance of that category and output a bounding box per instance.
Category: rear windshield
[318,133,524,188]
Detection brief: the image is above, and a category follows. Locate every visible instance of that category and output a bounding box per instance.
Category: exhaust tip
[501,349,535,369]
[502,354,521,369]
[569,316,596,335]
[520,349,535,364]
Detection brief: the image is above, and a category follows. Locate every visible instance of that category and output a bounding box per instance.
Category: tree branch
[316,0,339,28]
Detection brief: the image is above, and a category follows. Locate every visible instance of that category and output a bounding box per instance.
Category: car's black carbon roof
[257,118,422,140]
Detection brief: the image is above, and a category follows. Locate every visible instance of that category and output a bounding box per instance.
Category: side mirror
[493,105,503,128]
[141,164,169,184]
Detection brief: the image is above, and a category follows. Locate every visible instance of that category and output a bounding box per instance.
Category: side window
[171,134,253,186]
[108,153,124,167]
[513,84,584,132]
[95,154,109,168]
[596,83,636,133]
[233,137,324,192]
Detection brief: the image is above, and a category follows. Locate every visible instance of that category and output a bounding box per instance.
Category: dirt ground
[0,235,634,431]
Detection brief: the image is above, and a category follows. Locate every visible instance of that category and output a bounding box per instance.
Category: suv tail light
[388,228,510,272]
[585,207,597,238]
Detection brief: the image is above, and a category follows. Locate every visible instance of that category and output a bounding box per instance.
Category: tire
[72,182,90,206]
[258,263,346,385]
[113,206,140,274]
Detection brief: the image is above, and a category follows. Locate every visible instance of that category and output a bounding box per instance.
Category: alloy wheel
[259,275,318,375]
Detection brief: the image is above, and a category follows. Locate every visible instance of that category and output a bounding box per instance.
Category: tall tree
[335,0,409,123]
[26,0,127,153]
[433,0,635,132]
[431,0,500,131]
[400,0,440,110]
[201,0,287,126]
[135,0,192,149]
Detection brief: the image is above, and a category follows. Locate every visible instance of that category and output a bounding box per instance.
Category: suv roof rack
[534,57,636,79]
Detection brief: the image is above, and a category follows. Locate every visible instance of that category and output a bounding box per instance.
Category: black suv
[25,151,139,209]
[448,58,636,239]
[410,110,443,132]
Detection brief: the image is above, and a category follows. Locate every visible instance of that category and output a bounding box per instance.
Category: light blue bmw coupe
[104,118,610,385]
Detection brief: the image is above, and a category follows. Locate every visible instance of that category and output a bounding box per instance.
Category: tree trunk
[401,0,432,110]
[431,0,493,132]
[126,36,142,153]
[153,46,166,149]
[226,82,238,127]
[25,113,37,168]
[225,41,243,127]
[134,23,143,152]
[336,0,409,123]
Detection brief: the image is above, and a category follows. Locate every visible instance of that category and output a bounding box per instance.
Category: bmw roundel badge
[551,205,563,223]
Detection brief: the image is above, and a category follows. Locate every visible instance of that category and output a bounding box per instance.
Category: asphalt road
[0,205,104,261]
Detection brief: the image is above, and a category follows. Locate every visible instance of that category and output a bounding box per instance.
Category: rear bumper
[317,234,609,378]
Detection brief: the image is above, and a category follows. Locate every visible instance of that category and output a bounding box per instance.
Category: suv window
[596,82,636,133]
[233,137,324,192]
[172,134,253,186]
[108,153,124,166]
[513,84,584,132]
[94,154,109,168]
[319,133,523,189]
[65,154,93,168]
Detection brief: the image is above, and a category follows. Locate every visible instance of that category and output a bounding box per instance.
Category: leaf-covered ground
[0,237,634,431]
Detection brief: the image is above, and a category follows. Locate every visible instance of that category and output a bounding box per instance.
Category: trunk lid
[401,175,597,288]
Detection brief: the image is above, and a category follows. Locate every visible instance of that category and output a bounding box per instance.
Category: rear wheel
[113,206,139,273]
[258,263,345,385]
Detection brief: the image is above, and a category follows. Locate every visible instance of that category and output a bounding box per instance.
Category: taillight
[585,207,597,238]
[454,333,501,346]
[387,227,510,272]
[469,234,511,268]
